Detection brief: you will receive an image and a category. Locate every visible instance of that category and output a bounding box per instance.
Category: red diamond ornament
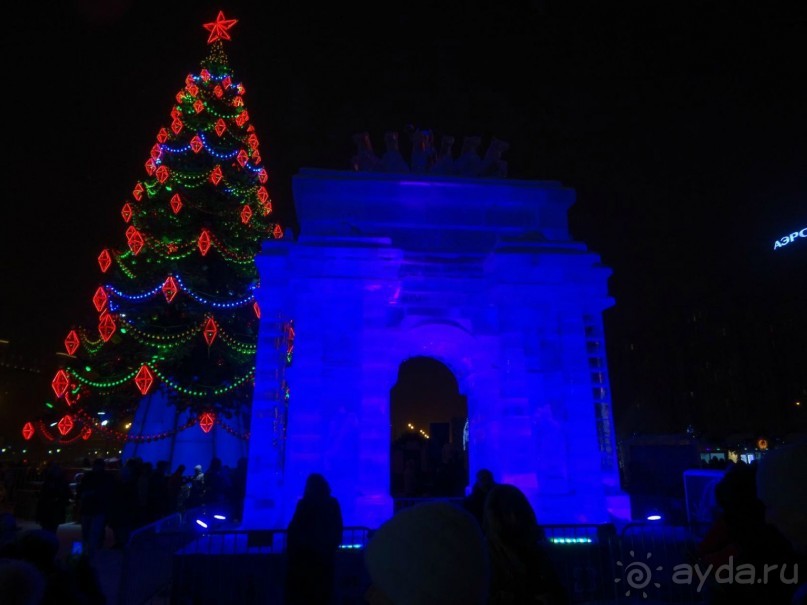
[121,203,133,223]
[22,422,35,441]
[99,314,116,342]
[162,276,178,303]
[98,249,112,273]
[203,317,218,346]
[64,330,80,355]
[52,369,70,397]
[135,364,154,395]
[57,415,74,436]
[170,193,183,214]
[198,230,212,256]
[92,287,108,312]
[199,412,215,433]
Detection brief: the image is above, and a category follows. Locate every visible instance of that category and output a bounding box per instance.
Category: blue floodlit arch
[242,169,629,529]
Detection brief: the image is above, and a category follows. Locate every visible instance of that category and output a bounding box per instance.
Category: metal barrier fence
[121,517,712,605]
[118,507,206,605]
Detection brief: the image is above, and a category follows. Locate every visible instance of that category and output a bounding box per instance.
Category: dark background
[2,0,806,440]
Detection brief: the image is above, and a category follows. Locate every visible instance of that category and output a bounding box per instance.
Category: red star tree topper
[204,11,238,44]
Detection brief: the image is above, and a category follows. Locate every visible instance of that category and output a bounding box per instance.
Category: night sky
[2,1,806,440]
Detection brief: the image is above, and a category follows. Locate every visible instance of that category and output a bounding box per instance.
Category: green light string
[114,250,138,279]
[149,364,255,397]
[196,100,240,119]
[169,171,210,186]
[68,366,141,389]
[77,329,105,355]
[144,226,258,263]
[119,316,200,350]
[218,329,257,354]
[207,231,256,262]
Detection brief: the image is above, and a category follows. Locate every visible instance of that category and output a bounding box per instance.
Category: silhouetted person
[284,473,343,605]
[757,439,807,604]
[166,464,186,514]
[186,465,205,509]
[0,556,45,605]
[484,484,568,605]
[76,459,113,559]
[463,468,495,527]
[364,502,489,604]
[230,458,247,522]
[147,460,170,521]
[35,463,71,534]
[697,462,799,604]
[1,528,105,605]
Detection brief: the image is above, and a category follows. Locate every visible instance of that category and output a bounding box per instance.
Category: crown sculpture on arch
[351,129,510,177]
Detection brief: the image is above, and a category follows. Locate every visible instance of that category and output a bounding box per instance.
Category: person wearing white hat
[364,502,489,605]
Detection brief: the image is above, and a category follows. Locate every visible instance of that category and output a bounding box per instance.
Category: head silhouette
[303,473,331,500]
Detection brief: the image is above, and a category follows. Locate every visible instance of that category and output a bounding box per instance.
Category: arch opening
[389,356,469,503]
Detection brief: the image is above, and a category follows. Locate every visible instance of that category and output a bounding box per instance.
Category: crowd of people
[283,469,569,605]
[2,442,807,604]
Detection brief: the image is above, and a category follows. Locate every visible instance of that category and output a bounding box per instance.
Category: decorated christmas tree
[32,12,281,469]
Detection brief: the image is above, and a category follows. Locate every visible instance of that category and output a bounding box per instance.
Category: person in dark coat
[284,473,343,605]
[463,468,495,527]
[76,459,114,559]
[484,484,569,605]
[35,463,71,534]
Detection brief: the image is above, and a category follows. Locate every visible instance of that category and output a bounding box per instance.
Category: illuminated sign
[773,227,807,250]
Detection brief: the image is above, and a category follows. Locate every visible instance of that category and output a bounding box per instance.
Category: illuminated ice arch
[242,168,628,529]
